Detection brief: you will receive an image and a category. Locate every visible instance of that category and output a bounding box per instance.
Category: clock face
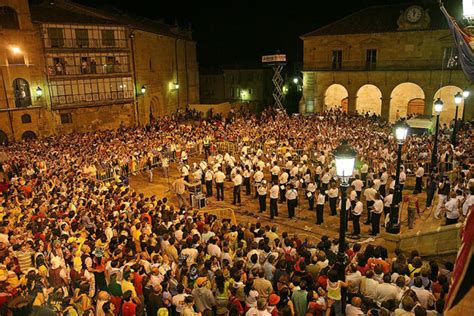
[406,6,423,23]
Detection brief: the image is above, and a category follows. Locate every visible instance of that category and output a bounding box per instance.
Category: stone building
[200,66,273,106]
[300,3,473,125]
[0,0,199,141]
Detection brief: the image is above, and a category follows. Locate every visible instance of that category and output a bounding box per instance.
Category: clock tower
[397,5,431,30]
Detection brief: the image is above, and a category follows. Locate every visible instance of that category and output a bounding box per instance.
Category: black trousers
[361,173,367,184]
[379,185,386,198]
[426,188,435,207]
[365,200,374,224]
[206,180,213,197]
[356,191,362,200]
[279,184,286,203]
[184,175,189,183]
[371,212,382,235]
[270,198,278,218]
[204,144,210,158]
[383,206,391,217]
[258,194,266,212]
[415,176,423,192]
[329,197,337,215]
[446,218,458,225]
[308,196,314,210]
[233,185,241,204]
[216,182,224,201]
[287,199,296,218]
[352,214,361,235]
[254,182,261,198]
[316,204,324,224]
[244,177,251,195]
[271,174,278,184]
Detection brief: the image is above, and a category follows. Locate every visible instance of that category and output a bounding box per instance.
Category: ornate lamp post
[333,140,356,310]
[452,92,462,147]
[461,89,470,121]
[387,120,408,233]
[431,98,443,171]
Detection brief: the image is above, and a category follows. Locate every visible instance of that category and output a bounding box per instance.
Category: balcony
[303,59,462,72]
[48,63,131,78]
[44,38,128,50]
[51,91,134,109]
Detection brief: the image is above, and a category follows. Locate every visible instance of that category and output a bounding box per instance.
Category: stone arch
[356,84,382,115]
[13,78,31,108]
[21,113,32,124]
[407,98,425,116]
[434,85,464,126]
[0,130,8,144]
[21,131,37,141]
[0,6,19,29]
[324,84,348,112]
[389,82,425,122]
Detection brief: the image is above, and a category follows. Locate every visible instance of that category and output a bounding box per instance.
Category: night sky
[75,0,463,68]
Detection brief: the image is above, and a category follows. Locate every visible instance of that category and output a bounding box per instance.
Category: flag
[440,4,474,82]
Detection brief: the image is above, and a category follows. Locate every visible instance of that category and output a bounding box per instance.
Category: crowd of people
[0,107,472,315]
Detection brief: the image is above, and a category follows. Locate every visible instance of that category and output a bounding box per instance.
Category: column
[424,90,436,116]
[347,92,357,113]
[381,97,391,121]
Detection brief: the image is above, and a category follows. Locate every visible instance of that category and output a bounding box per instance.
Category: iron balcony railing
[45,38,128,49]
[48,63,131,76]
[303,59,462,71]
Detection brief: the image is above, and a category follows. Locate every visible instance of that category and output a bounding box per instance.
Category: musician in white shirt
[351,175,364,200]
[254,167,264,198]
[327,183,339,216]
[306,181,317,211]
[205,166,214,197]
[270,162,280,183]
[257,180,268,213]
[215,168,226,201]
[269,181,280,219]
[351,199,363,237]
[316,189,326,224]
[285,184,298,219]
[232,169,243,205]
[415,162,424,192]
[371,193,384,236]
[279,171,289,203]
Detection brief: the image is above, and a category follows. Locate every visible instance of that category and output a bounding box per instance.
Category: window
[12,78,31,108]
[106,56,117,73]
[366,49,377,70]
[248,89,253,95]
[60,113,72,124]
[0,6,19,29]
[7,50,24,65]
[101,30,115,47]
[48,28,64,47]
[75,29,89,48]
[230,88,234,98]
[21,114,31,124]
[331,50,342,70]
[52,57,66,75]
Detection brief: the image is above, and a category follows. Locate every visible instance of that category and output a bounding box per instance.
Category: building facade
[200,67,273,106]
[0,0,199,141]
[300,3,473,125]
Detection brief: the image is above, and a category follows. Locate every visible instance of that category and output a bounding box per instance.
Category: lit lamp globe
[293,78,299,84]
[36,86,43,97]
[333,140,357,185]
[394,120,409,144]
[141,85,146,94]
[454,92,463,105]
[434,98,444,114]
[462,90,470,98]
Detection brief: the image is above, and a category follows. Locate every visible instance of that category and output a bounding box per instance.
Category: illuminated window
[0,6,19,29]
[366,49,377,70]
[332,50,342,70]
[48,28,64,48]
[102,30,115,47]
[75,29,89,48]
[12,78,31,108]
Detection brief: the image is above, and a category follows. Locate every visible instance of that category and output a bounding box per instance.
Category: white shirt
[384,194,393,207]
[279,172,289,184]
[254,170,264,182]
[257,185,267,196]
[360,164,369,174]
[321,173,331,184]
[215,171,226,183]
[373,179,381,191]
[445,198,460,219]
[270,185,279,199]
[380,172,388,185]
[233,174,243,186]
[416,166,424,177]
[399,171,406,184]
[317,193,326,205]
[372,200,384,214]
[181,165,189,176]
[205,170,214,181]
[307,183,317,193]
[364,188,377,201]
[328,188,339,198]
[350,190,357,201]
[285,189,298,200]
[352,179,364,191]
[271,165,280,175]
[339,198,351,211]
[462,194,473,216]
[353,201,363,215]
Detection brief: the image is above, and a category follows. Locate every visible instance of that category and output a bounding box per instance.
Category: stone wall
[381,223,462,257]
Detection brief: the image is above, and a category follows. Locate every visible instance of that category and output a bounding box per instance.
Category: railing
[45,39,128,49]
[48,64,130,76]
[303,59,461,72]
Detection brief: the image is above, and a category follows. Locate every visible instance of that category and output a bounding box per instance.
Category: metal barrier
[198,208,237,226]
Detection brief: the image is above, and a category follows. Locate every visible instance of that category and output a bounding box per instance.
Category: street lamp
[387,120,409,233]
[452,92,463,146]
[141,85,146,95]
[35,86,43,98]
[293,77,299,84]
[462,90,470,98]
[333,140,356,310]
[431,98,443,171]
[462,89,470,121]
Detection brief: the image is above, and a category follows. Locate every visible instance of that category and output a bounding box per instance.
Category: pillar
[381,97,391,121]
[424,90,436,116]
[347,91,357,113]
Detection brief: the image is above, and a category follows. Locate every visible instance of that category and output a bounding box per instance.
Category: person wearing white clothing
[285,184,298,219]
[205,166,214,197]
[415,163,424,192]
[232,170,243,205]
[371,194,384,236]
[306,181,317,211]
[445,192,460,225]
[269,181,279,219]
[462,186,474,216]
[351,200,363,236]
[215,168,226,201]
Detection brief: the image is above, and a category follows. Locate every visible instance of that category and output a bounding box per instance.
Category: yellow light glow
[10,46,21,54]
